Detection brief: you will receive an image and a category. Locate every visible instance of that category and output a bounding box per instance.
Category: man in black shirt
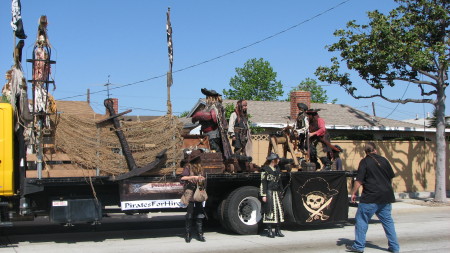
[346,142,400,253]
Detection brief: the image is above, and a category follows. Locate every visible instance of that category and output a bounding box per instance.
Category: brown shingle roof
[55,100,97,118]
[222,99,420,128]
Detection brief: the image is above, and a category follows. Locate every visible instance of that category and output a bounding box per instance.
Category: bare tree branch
[353,93,436,104]
[343,87,436,104]
[382,77,437,87]
[418,84,438,96]
[418,70,438,80]
[433,55,440,71]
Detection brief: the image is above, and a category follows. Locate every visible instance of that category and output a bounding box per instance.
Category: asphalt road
[1,201,449,253]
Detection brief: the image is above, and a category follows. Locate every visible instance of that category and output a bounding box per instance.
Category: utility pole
[372,102,377,117]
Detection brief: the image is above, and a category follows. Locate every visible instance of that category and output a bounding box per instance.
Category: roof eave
[253,123,448,132]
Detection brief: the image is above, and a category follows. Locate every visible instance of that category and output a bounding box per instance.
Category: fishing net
[53,113,184,176]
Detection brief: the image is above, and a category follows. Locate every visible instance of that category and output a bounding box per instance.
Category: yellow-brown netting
[53,113,184,176]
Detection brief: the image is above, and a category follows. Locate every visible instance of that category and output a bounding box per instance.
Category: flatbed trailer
[1,102,351,235]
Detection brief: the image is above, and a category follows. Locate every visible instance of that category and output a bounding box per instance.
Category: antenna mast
[105,75,111,99]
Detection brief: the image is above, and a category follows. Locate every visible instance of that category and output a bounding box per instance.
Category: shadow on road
[0,216,233,246]
[336,238,389,252]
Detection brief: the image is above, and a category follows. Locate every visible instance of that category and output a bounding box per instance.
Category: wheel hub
[237,197,261,225]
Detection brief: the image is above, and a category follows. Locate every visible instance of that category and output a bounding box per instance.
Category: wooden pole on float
[166,7,173,115]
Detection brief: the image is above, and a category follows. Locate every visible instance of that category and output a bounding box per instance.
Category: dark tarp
[291,171,348,225]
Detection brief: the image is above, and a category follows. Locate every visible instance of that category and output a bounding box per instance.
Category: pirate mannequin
[228,99,252,156]
[293,102,309,152]
[192,89,225,153]
[306,109,332,171]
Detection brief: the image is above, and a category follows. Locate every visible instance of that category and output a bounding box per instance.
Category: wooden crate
[182,135,210,150]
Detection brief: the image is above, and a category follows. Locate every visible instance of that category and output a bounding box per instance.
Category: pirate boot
[266,224,275,238]
[196,218,206,242]
[275,224,285,237]
[184,218,192,243]
[319,157,332,171]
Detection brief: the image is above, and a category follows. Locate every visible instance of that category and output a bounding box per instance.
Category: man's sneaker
[388,248,399,253]
[346,245,364,253]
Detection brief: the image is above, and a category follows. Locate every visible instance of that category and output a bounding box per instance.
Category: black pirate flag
[291,172,348,225]
[11,0,27,39]
[166,7,173,87]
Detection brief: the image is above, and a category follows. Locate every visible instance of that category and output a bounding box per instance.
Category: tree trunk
[434,85,447,202]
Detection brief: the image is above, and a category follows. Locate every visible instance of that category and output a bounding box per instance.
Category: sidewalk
[348,197,450,216]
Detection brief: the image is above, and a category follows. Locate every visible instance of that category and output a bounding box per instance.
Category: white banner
[121,199,184,210]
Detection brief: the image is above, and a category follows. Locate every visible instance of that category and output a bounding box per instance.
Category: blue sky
[1,0,446,120]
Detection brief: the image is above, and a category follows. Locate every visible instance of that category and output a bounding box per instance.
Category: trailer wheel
[217,199,232,232]
[223,186,261,235]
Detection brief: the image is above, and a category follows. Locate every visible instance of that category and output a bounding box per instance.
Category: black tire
[217,199,232,232]
[223,186,262,235]
[282,188,296,223]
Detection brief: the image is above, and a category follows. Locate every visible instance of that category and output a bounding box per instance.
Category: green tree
[223,58,283,101]
[178,110,190,118]
[223,102,264,134]
[287,78,337,103]
[315,0,449,202]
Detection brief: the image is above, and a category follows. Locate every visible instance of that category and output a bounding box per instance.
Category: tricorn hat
[201,88,221,97]
[297,177,339,196]
[266,152,280,161]
[297,103,308,111]
[181,149,202,165]
[334,145,343,152]
[305,108,321,115]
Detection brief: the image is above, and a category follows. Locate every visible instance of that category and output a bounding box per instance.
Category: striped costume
[260,165,284,224]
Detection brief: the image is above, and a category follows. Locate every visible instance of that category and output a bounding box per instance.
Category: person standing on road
[346,142,400,253]
[180,154,206,243]
[260,153,285,238]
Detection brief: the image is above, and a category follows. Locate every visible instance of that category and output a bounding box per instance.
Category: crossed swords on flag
[302,197,333,222]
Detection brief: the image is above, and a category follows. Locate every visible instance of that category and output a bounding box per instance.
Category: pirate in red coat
[306,109,333,171]
[191,88,232,159]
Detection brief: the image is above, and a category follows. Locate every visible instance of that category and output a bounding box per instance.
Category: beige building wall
[250,136,450,193]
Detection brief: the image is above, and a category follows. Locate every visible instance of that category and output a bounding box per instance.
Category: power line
[376,104,417,117]
[58,0,352,101]
[124,106,180,114]
[89,101,178,114]
[377,81,411,121]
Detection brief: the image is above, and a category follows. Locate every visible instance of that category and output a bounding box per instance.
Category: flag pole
[12,2,15,61]
[166,7,173,115]
[167,71,172,115]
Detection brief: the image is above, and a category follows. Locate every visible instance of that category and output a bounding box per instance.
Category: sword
[303,197,333,222]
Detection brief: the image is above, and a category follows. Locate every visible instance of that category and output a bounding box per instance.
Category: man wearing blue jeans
[346,142,400,253]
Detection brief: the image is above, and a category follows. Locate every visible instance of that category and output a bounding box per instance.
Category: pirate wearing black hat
[293,103,309,152]
[330,145,343,170]
[306,108,333,171]
[260,153,285,238]
[192,88,231,158]
[180,150,206,243]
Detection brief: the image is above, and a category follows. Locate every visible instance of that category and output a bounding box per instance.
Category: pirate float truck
[1,16,350,235]
[0,94,351,235]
